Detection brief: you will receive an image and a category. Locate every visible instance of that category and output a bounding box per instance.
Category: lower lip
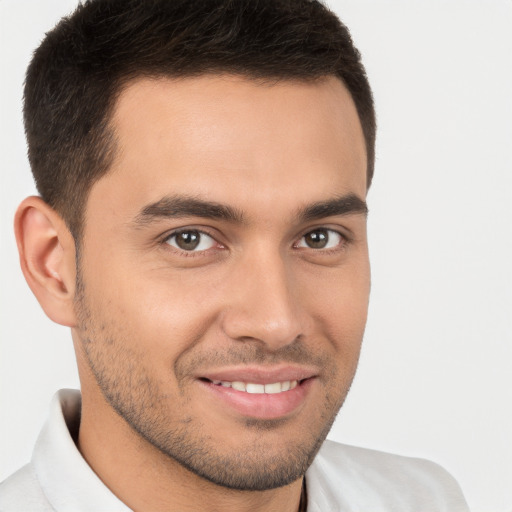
[199,378,314,420]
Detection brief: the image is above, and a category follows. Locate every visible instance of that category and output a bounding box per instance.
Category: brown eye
[297,229,343,250]
[304,229,328,248]
[166,230,216,252]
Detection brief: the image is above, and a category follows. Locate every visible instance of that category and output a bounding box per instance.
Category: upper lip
[198,365,318,384]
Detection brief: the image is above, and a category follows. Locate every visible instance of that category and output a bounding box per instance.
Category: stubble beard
[73,271,357,491]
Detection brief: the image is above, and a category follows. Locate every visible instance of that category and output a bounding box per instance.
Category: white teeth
[232,381,246,392]
[210,379,300,394]
[264,382,282,394]
[246,383,265,394]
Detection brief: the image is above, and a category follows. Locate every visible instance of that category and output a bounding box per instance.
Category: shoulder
[306,440,470,512]
[0,463,54,512]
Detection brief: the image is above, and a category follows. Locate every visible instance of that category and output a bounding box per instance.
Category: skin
[15,75,369,512]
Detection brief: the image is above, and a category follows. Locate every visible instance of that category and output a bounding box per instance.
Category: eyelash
[161,227,350,256]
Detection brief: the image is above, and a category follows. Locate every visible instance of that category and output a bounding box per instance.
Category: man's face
[73,75,369,490]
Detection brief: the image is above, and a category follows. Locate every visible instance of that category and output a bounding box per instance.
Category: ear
[14,196,78,327]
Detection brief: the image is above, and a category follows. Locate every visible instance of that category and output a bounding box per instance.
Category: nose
[220,250,305,350]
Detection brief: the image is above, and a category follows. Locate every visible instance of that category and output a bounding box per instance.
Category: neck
[77,386,304,512]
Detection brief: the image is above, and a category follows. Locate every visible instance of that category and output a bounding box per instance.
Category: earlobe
[14,196,78,327]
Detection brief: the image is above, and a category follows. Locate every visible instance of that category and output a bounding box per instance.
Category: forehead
[88,74,367,224]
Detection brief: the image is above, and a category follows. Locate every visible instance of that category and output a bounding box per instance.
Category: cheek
[302,261,370,324]
[82,259,225,363]
[299,262,370,366]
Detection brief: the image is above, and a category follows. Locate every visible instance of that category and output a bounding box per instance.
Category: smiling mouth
[199,375,314,419]
[205,379,301,394]
[200,377,315,395]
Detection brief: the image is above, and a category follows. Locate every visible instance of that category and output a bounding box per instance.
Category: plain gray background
[1,1,511,511]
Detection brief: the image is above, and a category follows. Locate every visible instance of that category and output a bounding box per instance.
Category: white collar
[32,389,132,512]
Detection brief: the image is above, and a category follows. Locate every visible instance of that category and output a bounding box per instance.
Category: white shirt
[0,389,469,511]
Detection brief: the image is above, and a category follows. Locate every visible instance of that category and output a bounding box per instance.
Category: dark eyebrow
[133,193,367,227]
[298,194,368,222]
[133,195,245,226]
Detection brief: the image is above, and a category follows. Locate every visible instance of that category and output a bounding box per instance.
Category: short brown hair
[24,0,375,239]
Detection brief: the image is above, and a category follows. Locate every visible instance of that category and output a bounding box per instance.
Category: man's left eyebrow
[298,194,368,222]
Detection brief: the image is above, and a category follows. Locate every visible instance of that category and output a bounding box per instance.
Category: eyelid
[160,225,218,242]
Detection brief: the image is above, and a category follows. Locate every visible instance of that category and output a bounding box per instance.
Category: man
[0,0,470,510]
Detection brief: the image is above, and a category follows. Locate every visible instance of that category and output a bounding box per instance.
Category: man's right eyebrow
[132,195,245,226]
